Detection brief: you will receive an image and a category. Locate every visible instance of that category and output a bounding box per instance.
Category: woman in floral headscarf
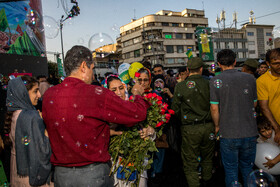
[135,68,152,95]
[105,75,154,187]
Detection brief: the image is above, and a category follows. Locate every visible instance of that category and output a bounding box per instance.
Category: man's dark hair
[266,48,280,63]
[243,64,257,74]
[217,49,236,66]
[64,45,93,76]
[178,66,187,73]
[142,60,151,70]
[166,69,174,76]
[152,64,164,71]
[36,75,47,80]
[258,61,268,68]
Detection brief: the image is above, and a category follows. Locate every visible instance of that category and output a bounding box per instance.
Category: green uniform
[172,74,215,187]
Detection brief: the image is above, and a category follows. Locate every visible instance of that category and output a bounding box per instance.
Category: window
[135,26,141,31]
[177,45,184,53]
[243,52,247,58]
[225,42,229,49]
[177,58,185,64]
[167,58,175,64]
[133,37,140,44]
[266,32,272,36]
[124,53,130,59]
[162,22,169,26]
[234,42,238,48]
[236,52,239,59]
[134,49,140,58]
[247,32,254,36]
[249,50,255,54]
[165,33,172,39]
[123,40,131,47]
[216,42,220,49]
[166,45,174,53]
[186,33,193,39]
[175,33,183,39]
[147,22,155,27]
[172,23,179,27]
[248,41,255,45]
[242,42,246,49]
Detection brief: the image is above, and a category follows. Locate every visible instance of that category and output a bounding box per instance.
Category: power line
[224,10,280,27]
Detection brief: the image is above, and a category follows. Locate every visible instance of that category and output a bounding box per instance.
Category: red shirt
[42,77,150,167]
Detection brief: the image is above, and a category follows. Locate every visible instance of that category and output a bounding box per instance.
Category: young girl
[5,76,52,186]
[257,116,280,169]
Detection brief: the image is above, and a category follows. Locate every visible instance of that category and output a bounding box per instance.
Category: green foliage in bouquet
[109,93,174,186]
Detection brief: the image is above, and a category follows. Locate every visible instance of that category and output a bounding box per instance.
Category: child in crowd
[257,116,280,169]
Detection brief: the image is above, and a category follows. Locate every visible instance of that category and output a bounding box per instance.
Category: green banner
[56,56,64,77]
[196,27,214,61]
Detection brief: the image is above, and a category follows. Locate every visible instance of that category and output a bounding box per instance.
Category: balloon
[128,62,143,79]
[255,143,280,175]
[247,169,278,187]
[118,63,130,84]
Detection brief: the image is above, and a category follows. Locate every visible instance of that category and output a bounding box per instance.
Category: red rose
[156,121,164,128]
[168,109,175,115]
[163,104,168,110]
[166,119,170,123]
[129,95,134,100]
[146,93,153,99]
[165,113,171,120]
[161,109,165,114]
[157,96,162,101]
[152,93,157,98]
[157,100,162,105]
[135,72,140,78]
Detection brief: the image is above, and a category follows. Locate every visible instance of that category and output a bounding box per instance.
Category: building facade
[116,9,208,68]
[242,24,274,59]
[212,28,248,63]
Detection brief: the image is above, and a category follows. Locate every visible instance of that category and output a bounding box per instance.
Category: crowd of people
[0,46,279,187]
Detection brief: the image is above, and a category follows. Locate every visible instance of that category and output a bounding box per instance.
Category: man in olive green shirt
[172,57,215,187]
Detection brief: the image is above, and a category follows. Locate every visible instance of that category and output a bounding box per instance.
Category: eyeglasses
[137,78,149,83]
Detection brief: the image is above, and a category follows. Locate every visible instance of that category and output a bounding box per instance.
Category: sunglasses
[137,78,149,83]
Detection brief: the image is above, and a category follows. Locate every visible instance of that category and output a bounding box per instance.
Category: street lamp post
[59,2,80,69]
[60,15,65,64]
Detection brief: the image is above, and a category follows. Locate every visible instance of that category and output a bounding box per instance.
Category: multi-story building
[93,44,120,76]
[116,9,208,68]
[242,23,274,59]
[212,28,248,63]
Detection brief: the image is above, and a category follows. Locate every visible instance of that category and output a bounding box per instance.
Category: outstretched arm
[259,100,280,144]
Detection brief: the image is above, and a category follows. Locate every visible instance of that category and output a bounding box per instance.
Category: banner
[0,0,45,56]
[56,56,64,77]
[196,27,214,61]
[186,49,193,59]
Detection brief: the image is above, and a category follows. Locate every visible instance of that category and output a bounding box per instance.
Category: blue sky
[42,0,280,60]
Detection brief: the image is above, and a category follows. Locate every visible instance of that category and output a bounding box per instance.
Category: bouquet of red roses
[109,93,174,186]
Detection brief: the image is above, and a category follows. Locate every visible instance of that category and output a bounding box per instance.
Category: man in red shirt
[42,46,150,187]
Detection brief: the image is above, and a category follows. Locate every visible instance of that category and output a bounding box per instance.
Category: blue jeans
[54,163,113,187]
[220,137,257,187]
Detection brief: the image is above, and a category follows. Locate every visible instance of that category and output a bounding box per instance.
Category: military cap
[187,57,204,70]
[244,59,259,69]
